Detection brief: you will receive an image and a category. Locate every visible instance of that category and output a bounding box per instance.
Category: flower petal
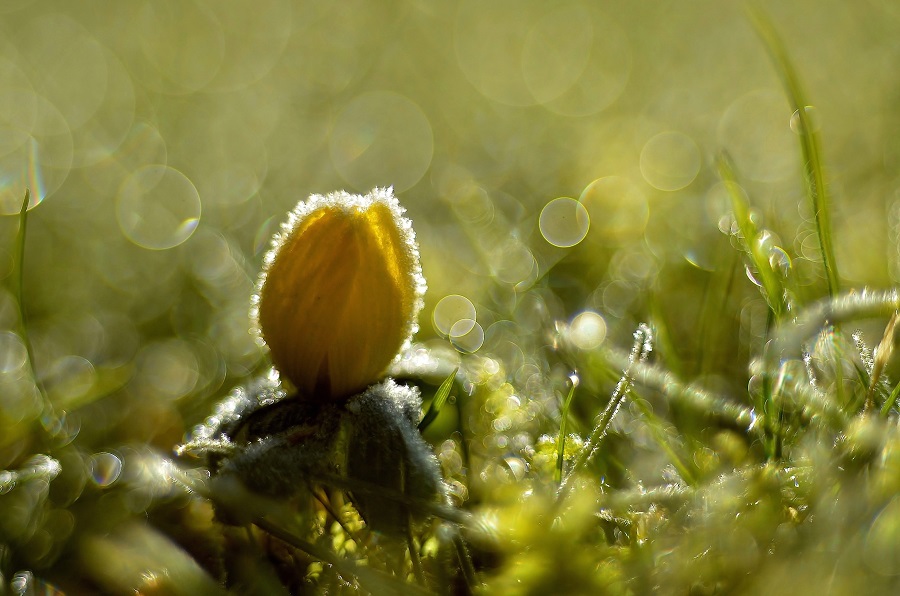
[254,188,425,400]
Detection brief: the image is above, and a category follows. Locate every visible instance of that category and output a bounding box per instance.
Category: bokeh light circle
[578,176,648,245]
[521,2,593,105]
[202,0,293,92]
[455,0,539,106]
[48,355,96,400]
[524,2,631,116]
[116,165,201,250]
[135,0,225,93]
[329,91,434,192]
[88,452,122,487]
[15,14,108,130]
[0,59,38,158]
[492,240,537,285]
[84,122,168,197]
[539,197,590,247]
[0,331,27,374]
[718,90,796,182]
[0,92,74,214]
[433,294,477,336]
[69,48,136,168]
[450,319,485,353]
[134,339,200,400]
[639,131,701,192]
[569,311,607,350]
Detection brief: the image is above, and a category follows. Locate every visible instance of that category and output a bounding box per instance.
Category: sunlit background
[2,0,900,592]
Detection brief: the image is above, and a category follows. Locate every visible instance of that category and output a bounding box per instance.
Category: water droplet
[768,246,792,275]
[744,264,763,287]
[790,105,820,135]
[11,570,33,596]
[539,197,590,247]
[503,456,527,481]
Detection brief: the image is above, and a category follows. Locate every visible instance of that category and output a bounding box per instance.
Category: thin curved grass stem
[12,191,59,435]
[558,324,652,498]
[747,5,839,298]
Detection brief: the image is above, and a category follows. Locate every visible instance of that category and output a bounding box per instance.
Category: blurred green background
[1,0,900,592]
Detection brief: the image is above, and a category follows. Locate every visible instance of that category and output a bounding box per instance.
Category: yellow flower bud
[253,188,425,401]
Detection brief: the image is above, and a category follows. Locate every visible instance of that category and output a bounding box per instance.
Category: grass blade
[559,324,652,497]
[11,190,29,320]
[10,190,58,433]
[555,374,579,485]
[747,5,839,298]
[881,382,900,418]
[419,367,458,432]
[717,152,788,320]
[627,393,698,487]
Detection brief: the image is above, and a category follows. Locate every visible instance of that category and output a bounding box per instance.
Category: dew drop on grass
[744,264,763,287]
[568,372,580,388]
[11,570,34,596]
[769,246,792,275]
[790,105,820,135]
[503,456,526,481]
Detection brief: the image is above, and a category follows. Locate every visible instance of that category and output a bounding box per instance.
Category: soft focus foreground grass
[2,0,900,594]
